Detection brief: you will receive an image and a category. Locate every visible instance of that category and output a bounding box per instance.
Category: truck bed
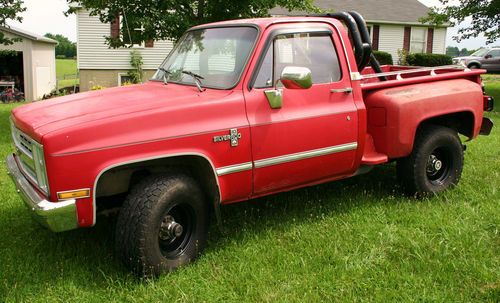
[360,65,484,91]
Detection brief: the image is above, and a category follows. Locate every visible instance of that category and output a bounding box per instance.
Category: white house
[271,0,449,61]
[75,0,448,92]
[0,26,57,101]
[75,8,173,91]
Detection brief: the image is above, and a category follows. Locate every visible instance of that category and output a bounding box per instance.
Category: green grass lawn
[0,85,498,302]
[56,59,79,89]
[483,75,500,111]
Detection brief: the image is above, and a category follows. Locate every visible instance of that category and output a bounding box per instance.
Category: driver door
[244,26,359,196]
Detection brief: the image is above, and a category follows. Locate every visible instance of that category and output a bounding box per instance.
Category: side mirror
[485,54,492,59]
[264,66,313,110]
[280,66,313,89]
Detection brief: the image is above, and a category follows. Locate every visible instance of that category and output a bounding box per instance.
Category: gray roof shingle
[270,0,432,24]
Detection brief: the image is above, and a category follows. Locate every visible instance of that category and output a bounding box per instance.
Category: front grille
[11,121,38,185]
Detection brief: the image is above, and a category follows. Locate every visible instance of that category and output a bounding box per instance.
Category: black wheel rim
[158,202,195,259]
[426,147,451,185]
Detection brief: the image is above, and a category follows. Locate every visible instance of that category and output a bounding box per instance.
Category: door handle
[330,87,353,94]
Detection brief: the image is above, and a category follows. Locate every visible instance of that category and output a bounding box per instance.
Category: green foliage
[445,46,474,57]
[127,50,143,84]
[0,0,26,45]
[372,51,393,65]
[66,0,320,47]
[44,33,77,58]
[0,49,17,56]
[420,0,500,44]
[407,53,453,67]
[397,49,409,66]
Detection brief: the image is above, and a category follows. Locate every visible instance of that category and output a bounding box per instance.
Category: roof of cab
[191,16,343,30]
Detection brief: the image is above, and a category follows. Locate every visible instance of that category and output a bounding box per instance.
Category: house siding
[377,25,405,63]
[432,27,447,54]
[77,10,173,70]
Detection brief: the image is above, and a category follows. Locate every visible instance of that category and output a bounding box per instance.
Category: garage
[0,26,57,102]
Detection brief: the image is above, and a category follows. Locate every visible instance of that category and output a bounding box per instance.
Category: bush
[56,55,67,59]
[407,53,453,67]
[373,51,393,65]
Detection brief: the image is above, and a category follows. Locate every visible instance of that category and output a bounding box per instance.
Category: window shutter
[372,25,380,51]
[145,40,154,48]
[110,14,120,39]
[403,27,411,52]
[426,28,434,53]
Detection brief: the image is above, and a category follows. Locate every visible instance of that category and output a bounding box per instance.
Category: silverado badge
[213,128,241,147]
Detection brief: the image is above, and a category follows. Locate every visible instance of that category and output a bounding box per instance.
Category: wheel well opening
[95,156,220,213]
[417,111,475,139]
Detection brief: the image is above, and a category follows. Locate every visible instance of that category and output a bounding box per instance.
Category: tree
[66,0,319,48]
[0,0,26,45]
[421,0,500,44]
[44,33,77,58]
[446,46,459,57]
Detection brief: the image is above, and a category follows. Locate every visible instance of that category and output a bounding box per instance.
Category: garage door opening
[0,51,24,102]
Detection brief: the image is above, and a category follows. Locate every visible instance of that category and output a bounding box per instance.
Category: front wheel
[397,125,464,197]
[115,174,209,277]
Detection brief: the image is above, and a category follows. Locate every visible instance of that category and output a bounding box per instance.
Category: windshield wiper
[182,70,205,92]
[158,67,172,85]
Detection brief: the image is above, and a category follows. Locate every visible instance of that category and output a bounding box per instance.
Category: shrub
[56,55,67,59]
[397,49,409,65]
[407,53,453,67]
[127,50,143,84]
[372,51,393,65]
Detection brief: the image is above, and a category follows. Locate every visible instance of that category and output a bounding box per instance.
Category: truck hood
[12,82,233,142]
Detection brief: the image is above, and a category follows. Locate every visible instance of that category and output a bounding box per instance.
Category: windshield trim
[151,24,261,90]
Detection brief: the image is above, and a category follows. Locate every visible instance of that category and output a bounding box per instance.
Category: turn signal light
[57,189,90,201]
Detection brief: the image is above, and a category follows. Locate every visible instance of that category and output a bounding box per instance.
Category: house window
[120,16,144,48]
[118,73,133,86]
[410,27,427,53]
[111,14,145,47]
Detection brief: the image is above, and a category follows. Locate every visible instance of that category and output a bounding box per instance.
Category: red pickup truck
[7,12,494,276]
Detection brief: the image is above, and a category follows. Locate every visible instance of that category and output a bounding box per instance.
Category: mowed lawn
[0,82,498,302]
[56,59,79,89]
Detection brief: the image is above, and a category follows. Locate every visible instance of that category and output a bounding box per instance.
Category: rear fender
[364,79,483,159]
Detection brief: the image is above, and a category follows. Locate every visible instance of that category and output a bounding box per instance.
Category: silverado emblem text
[213,128,241,147]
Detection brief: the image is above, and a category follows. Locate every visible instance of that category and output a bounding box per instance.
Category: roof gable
[0,26,58,44]
[271,0,432,24]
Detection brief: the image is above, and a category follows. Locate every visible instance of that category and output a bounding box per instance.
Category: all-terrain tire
[397,125,464,197]
[115,174,209,277]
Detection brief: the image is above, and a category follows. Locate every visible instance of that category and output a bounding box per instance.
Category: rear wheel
[115,174,209,277]
[397,125,464,197]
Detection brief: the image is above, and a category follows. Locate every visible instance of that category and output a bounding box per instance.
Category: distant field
[482,75,500,111]
[56,59,79,89]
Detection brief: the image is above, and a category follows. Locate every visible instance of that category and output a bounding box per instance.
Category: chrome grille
[10,121,42,190]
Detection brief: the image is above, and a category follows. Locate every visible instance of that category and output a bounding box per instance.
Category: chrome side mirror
[264,66,313,109]
[280,66,313,89]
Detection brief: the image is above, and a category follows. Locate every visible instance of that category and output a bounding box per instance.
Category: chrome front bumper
[6,154,78,232]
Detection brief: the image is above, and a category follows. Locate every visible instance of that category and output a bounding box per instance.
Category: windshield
[153,27,258,89]
[471,48,489,57]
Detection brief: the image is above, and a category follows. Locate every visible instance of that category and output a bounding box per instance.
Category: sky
[6,0,499,50]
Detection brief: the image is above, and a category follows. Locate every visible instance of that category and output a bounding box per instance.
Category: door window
[254,33,342,88]
[487,50,500,58]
